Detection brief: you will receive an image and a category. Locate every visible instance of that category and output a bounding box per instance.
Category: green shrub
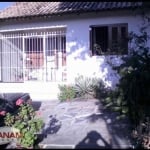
[131,117,150,149]
[58,84,76,101]
[115,28,150,125]
[4,100,44,148]
[101,26,150,122]
[102,89,129,120]
[104,26,150,125]
[74,75,105,99]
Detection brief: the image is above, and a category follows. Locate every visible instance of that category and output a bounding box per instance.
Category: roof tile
[0,2,143,20]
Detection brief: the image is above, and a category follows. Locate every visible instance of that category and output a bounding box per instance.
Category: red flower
[0,111,6,116]
[16,98,24,106]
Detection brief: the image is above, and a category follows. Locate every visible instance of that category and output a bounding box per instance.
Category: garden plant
[4,99,44,149]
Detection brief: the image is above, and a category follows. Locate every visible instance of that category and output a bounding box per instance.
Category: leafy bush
[100,25,150,126]
[4,99,44,148]
[112,27,150,125]
[131,117,150,149]
[58,84,76,101]
[102,89,129,120]
[74,75,105,99]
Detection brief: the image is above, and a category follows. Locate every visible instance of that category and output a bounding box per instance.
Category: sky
[0,2,14,10]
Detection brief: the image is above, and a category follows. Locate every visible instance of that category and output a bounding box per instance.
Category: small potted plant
[4,99,44,149]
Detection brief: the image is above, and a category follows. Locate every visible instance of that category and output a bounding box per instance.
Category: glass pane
[112,27,118,41]
[112,27,119,51]
[24,37,44,81]
[120,26,128,54]
[121,27,126,38]
[93,26,108,54]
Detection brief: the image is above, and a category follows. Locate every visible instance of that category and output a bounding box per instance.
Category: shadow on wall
[66,26,122,88]
[98,55,123,88]
[75,130,111,149]
[67,38,89,61]
[67,37,122,88]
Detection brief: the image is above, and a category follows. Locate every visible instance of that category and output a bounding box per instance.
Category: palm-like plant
[74,75,103,99]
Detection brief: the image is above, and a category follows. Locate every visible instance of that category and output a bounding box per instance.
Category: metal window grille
[0,27,67,82]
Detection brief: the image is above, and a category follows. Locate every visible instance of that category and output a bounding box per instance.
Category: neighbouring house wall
[0,10,149,100]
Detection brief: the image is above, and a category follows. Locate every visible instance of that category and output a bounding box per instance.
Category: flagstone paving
[33,99,133,149]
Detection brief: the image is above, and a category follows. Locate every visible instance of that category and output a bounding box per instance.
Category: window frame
[0,27,67,83]
[90,23,128,56]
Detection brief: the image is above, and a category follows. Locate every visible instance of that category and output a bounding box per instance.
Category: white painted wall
[0,10,149,100]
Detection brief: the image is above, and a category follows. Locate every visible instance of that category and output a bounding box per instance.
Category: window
[46,35,66,56]
[0,27,67,82]
[25,38,43,53]
[90,23,128,55]
[25,37,44,70]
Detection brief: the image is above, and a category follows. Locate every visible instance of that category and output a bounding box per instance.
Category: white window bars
[0,27,67,82]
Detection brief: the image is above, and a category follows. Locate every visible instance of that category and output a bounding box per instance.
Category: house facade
[0,2,149,100]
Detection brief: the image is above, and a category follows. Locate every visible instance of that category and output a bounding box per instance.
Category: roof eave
[0,6,143,22]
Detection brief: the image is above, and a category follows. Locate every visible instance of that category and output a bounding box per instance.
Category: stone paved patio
[32,99,133,149]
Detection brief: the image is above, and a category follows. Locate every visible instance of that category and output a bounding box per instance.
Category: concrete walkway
[33,99,133,149]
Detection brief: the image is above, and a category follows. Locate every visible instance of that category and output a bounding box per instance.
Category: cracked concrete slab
[33,99,132,149]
